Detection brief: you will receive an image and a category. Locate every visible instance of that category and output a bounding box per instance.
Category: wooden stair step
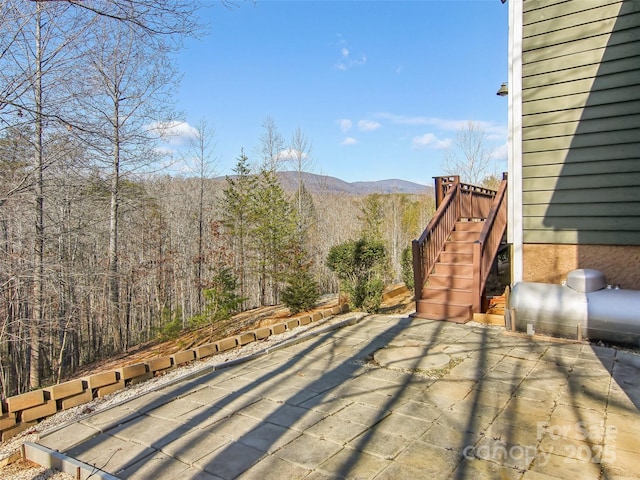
[412,215,491,324]
[443,241,474,254]
[432,263,473,277]
[449,230,481,242]
[415,299,472,322]
[422,286,474,304]
[439,251,473,264]
[428,274,474,290]
[454,220,485,232]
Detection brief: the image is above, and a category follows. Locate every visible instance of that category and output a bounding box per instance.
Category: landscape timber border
[0,304,350,443]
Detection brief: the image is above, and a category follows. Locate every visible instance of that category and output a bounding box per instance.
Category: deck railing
[435,175,498,220]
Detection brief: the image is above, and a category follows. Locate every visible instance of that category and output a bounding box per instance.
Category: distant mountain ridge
[275,171,433,196]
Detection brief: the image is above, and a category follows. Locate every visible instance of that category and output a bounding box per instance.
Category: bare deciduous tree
[288,128,316,242]
[185,118,217,312]
[442,120,496,186]
[80,17,180,352]
[70,0,202,38]
[257,116,286,171]
[3,0,90,388]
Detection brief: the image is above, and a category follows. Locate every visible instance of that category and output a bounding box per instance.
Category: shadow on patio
[40,314,640,479]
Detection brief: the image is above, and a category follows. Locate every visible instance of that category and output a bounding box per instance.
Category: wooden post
[433,175,459,209]
[472,240,482,313]
[412,239,422,302]
[434,177,445,209]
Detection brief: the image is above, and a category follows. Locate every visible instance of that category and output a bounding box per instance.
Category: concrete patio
[34,314,640,479]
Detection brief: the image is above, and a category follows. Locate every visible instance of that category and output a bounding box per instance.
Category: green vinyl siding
[523,172,640,192]
[523,230,640,245]
[523,43,638,77]
[523,185,640,206]
[524,57,640,89]
[522,0,640,245]
[527,12,640,51]
[523,158,640,178]
[523,86,640,116]
[523,143,639,167]
[524,1,632,38]
[523,128,640,153]
[523,112,640,139]
[524,216,640,232]
[522,71,640,104]
[525,203,640,218]
[523,100,640,127]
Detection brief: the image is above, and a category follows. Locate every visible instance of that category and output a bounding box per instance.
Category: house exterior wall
[518,0,640,287]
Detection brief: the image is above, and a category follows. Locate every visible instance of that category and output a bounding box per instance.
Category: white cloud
[375,113,465,130]
[486,125,509,139]
[153,145,177,157]
[373,113,427,126]
[340,137,358,146]
[437,138,453,149]
[150,121,198,146]
[429,118,471,131]
[335,56,367,71]
[352,55,367,68]
[334,36,366,71]
[374,113,506,137]
[358,120,381,132]
[412,133,452,150]
[337,118,352,133]
[276,147,307,161]
[492,142,508,160]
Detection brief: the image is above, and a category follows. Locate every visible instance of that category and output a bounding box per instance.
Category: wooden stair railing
[472,173,508,313]
[412,175,507,322]
[411,176,462,304]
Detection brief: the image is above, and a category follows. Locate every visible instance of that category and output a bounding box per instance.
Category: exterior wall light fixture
[496,82,509,96]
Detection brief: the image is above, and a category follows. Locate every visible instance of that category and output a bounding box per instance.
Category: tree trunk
[30,3,44,389]
[109,100,122,353]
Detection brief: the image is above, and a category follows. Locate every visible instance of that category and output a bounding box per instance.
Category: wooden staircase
[416,220,483,323]
[412,175,508,324]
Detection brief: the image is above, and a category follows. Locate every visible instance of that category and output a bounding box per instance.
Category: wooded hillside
[0,1,435,398]
[0,147,434,397]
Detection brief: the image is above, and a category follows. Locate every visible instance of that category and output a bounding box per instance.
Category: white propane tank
[509,269,640,347]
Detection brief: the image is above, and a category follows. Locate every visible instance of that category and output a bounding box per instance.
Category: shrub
[326,238,387,313]
[401,245,414,291]
[281,270,320,314]
[159,308,184,340]
[190,267,244,327]
[361,277,384,313]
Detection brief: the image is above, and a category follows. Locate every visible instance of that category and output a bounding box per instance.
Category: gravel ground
[0,311,364,480]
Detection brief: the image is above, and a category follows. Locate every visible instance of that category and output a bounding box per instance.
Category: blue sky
[164,0,509,185]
